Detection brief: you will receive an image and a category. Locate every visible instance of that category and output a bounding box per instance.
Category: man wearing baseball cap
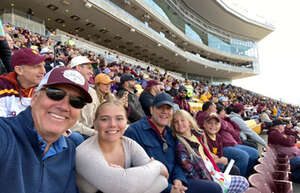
[125,93,188,193]
[125,93,222,193]
[0,48,46,117]
[69,56,100,138]
[116,73,145,123]
[0,67,92,193]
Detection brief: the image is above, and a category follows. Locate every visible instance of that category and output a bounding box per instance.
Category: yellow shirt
[188,135,208,160]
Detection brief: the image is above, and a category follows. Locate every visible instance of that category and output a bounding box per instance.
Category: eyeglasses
[43,87,86,109]
[161,136,168,153]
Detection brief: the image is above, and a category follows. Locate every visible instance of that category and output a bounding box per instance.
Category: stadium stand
[0,1,300,192]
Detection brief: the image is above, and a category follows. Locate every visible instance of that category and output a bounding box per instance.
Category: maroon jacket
[284,127,298,143]
[268,128,300,159]
[173,96,191,113]
[219,117,242,147]
[267,129,295,147]
[196,111,208,129]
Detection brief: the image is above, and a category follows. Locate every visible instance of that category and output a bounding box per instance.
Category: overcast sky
[232,0,300,105]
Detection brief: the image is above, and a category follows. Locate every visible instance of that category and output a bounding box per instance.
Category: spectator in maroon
[217,104,259,177]
[124,66,138,77]
[0,48,46,117]
[268,119,300,181]
[139,80,164,117]
[174,86,191,114]
[196,101,217,129]
[283,120,299,142]
[216,104,242,147]
[203,112,240,175]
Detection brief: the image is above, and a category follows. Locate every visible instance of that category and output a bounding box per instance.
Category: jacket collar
[139,117,172,134]
[20,107,68,157]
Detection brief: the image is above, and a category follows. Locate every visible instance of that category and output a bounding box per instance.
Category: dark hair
[233,107,241,114]
[216,104,225,114]
[202,101,213,112]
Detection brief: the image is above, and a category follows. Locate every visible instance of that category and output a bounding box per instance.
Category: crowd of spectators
[1,22,300,193]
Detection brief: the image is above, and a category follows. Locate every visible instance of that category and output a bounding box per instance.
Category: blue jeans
[223,145,259,177]
[290,156,300,180]
[68,131,84,147]
[186,179,222,193]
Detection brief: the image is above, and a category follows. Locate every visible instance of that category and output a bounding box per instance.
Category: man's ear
[73,65,80,71]
[14,66,23,75]
[30,89,39,106]
[150,106,154,116]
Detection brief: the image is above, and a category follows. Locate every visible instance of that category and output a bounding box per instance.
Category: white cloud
[233,1,300,105]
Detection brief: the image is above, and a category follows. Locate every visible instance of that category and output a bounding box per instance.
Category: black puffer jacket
[117,88,145,123]
[0,38,12,74]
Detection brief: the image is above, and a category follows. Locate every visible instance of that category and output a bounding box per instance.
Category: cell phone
[0,19,5,37]
[123,91,129,97]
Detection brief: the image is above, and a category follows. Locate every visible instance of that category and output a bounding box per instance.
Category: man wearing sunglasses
[125,93,188,193]
[0,48,46,117]
[0,67,92,193]
[69,56,100,139]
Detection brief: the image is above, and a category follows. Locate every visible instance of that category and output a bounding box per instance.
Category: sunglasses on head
[42,87,86,109]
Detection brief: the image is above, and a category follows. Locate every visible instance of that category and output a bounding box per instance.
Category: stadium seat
[254,163,290,181]
[258,157,290,172]
[248,173,272,193]
[248,173,293,193]
[244,187,261,193]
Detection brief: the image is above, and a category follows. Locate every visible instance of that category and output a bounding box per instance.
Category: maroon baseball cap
[145,80,160,90]
[36,67,92,103]
[11,48,47,69]
[204,112,221,123]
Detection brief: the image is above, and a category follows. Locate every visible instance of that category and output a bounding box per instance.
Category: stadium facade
[0,0,274,82]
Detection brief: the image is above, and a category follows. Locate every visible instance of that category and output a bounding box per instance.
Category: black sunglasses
[161,136,168,153]
[43,87,86,109]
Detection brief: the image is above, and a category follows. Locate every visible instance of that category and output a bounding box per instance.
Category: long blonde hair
[95,84,115,104]
[171,110,204,159]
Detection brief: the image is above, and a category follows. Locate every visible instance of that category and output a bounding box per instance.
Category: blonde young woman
[172,109,249,193]
[94,73,115,104]
[76,100,168,193]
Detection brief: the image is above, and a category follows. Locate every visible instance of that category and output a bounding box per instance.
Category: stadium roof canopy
[0,0,274,80]
[181,0,275,41]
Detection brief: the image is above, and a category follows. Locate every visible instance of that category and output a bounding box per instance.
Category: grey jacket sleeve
[232,116,266,146]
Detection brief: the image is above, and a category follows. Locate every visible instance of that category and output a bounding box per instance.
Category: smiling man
[0,67,92,193]
[125,93,188,193]
[69,56,100,139]
[0,48,46,117]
